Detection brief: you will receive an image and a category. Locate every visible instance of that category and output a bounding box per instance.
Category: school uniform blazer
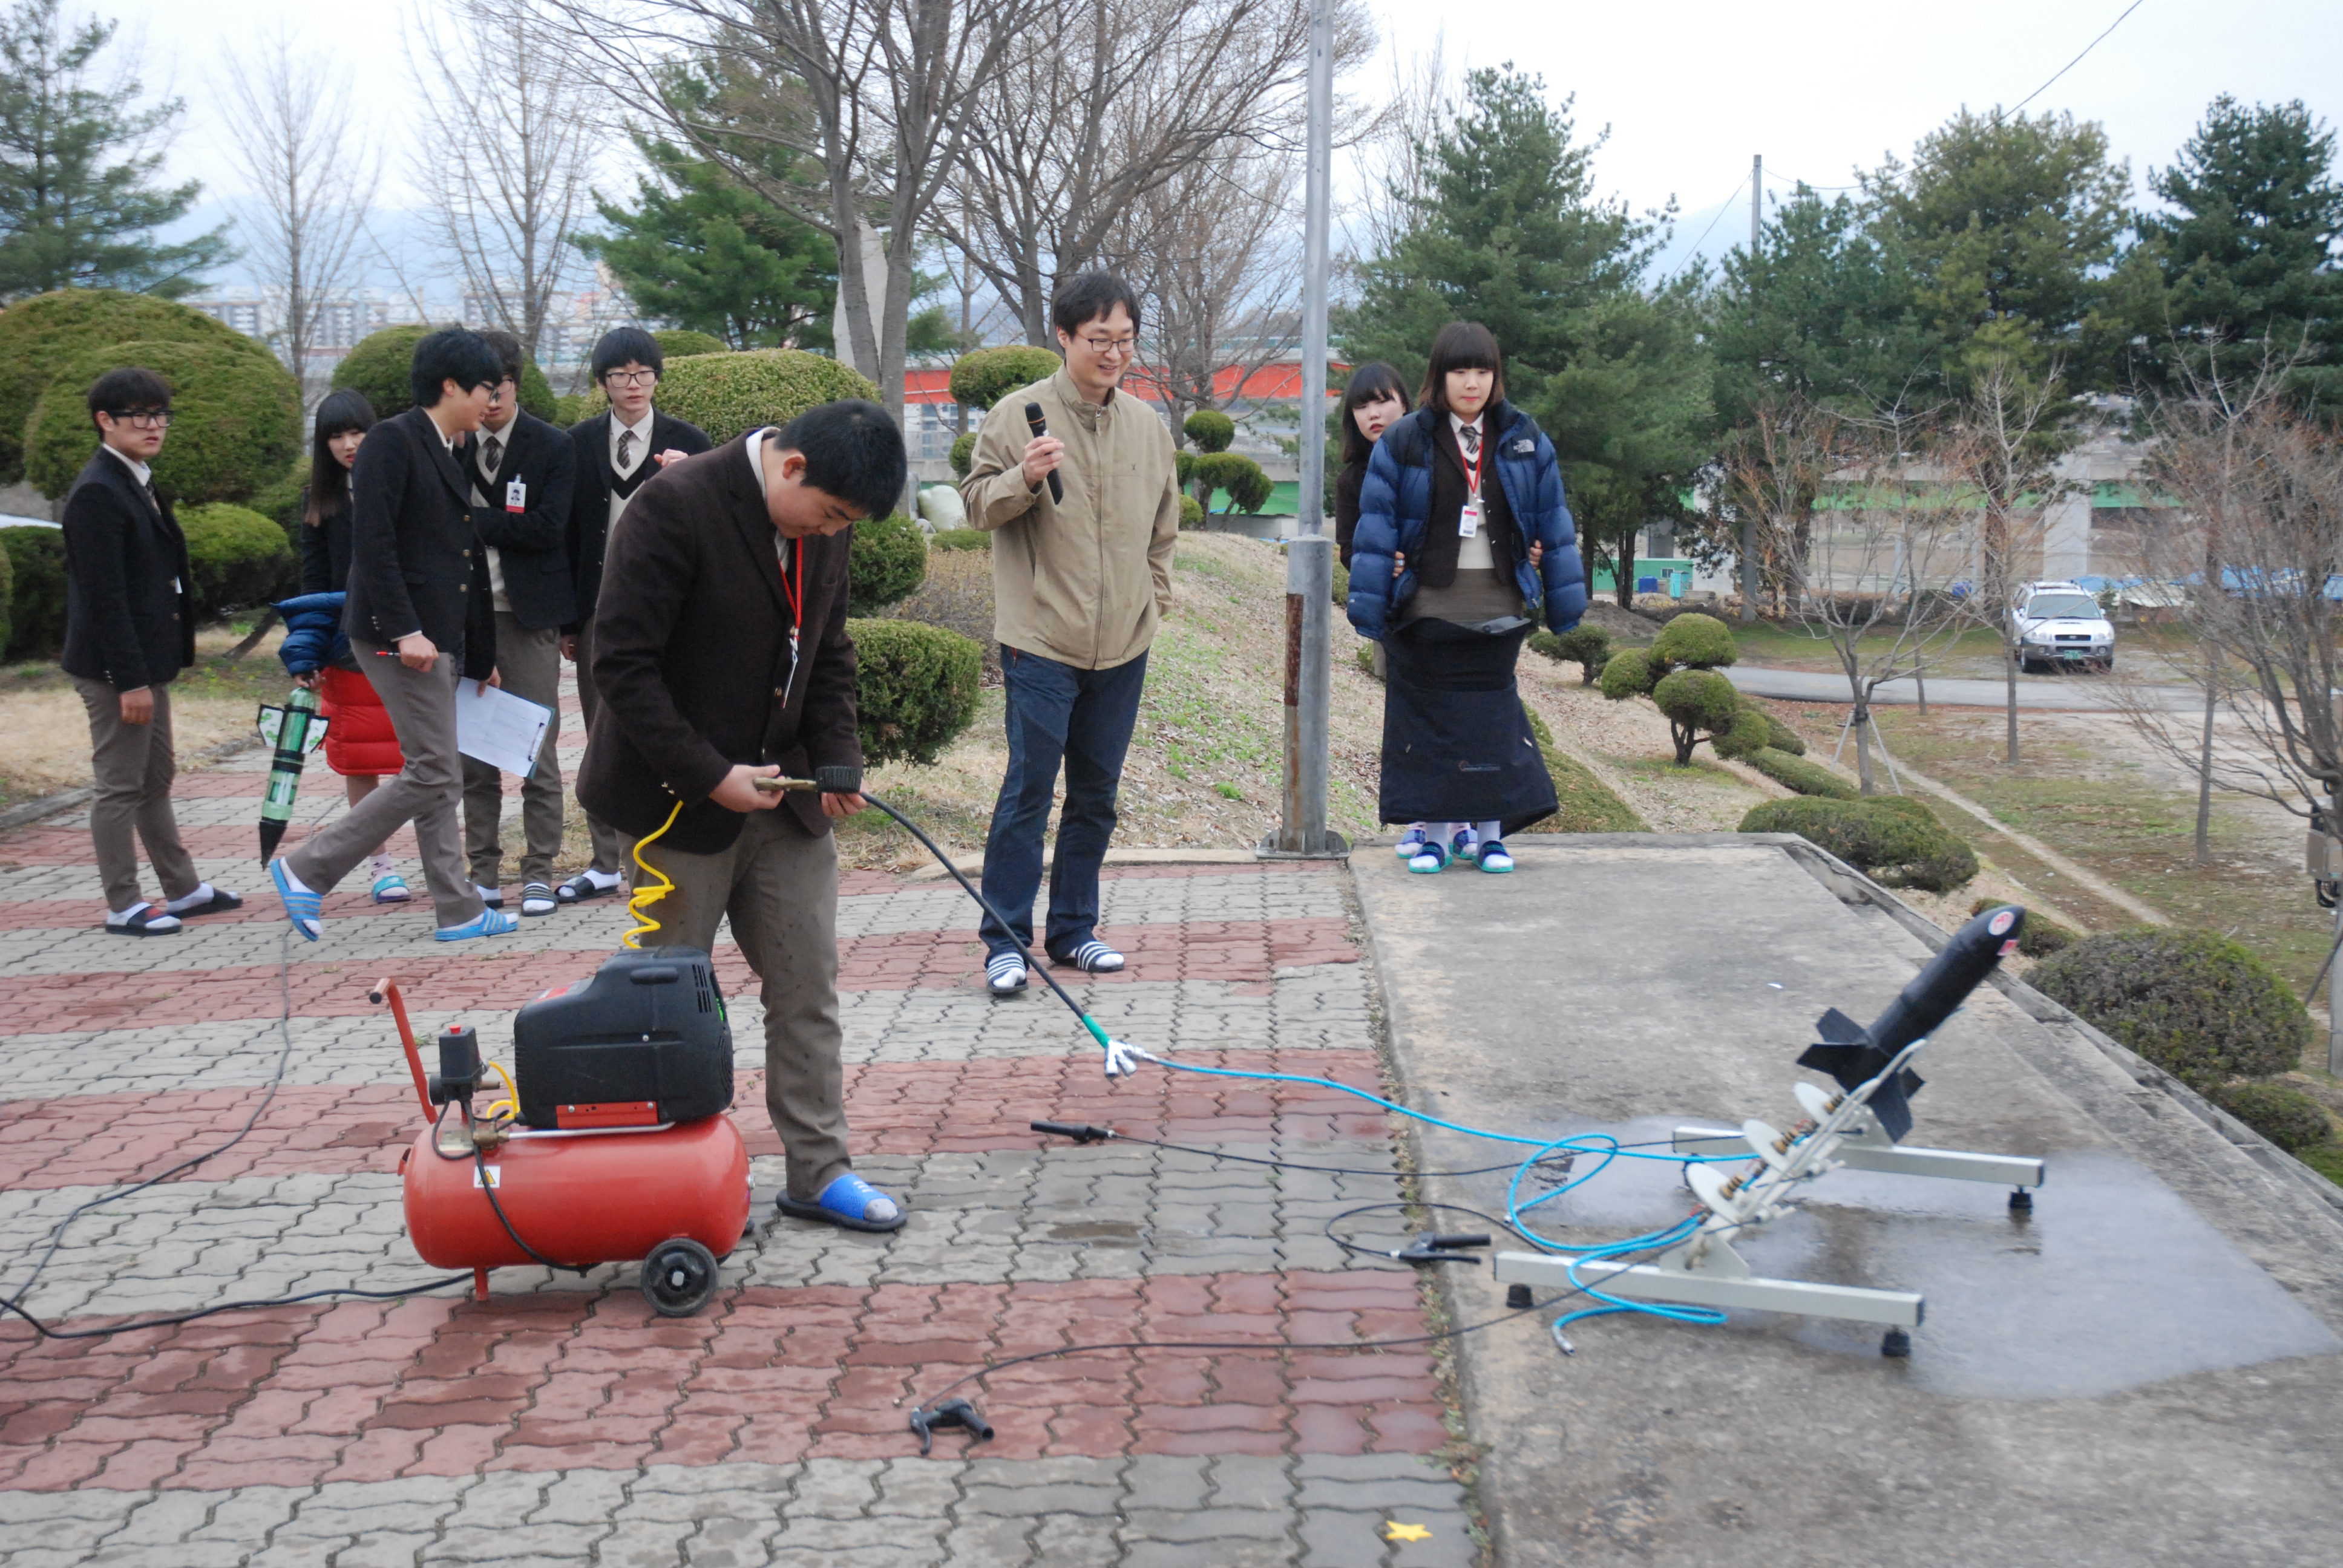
[297,485,355,596]
[59,448,195,691]
[577,431,860,855]
[563,409,712,634]
[340,407,496,680]
[464,410,579,632]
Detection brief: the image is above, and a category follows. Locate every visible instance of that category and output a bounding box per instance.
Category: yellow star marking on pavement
[1384,1521,1434,1542]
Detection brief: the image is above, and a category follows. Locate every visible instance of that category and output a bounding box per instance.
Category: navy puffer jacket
[1344,401,1588,639]
[275,592,349,676]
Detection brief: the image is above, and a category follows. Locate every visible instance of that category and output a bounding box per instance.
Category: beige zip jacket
[960,367,1180,670]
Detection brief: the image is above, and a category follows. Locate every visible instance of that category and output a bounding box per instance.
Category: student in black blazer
[274,328,513,944]
[558,325,710,903]
[297,389,376,595]
[459,328,579,915]
[61,367,239,934]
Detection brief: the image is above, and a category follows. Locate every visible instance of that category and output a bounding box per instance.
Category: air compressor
[372,944,752,1316]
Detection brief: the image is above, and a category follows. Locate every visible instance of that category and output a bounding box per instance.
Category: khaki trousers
[572,620,627,875]
[73,675,198,913]
[628,807,851,1201]
[462,613,563,886]
[286,642,483,926]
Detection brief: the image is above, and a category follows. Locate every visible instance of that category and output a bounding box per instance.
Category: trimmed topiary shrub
[1601,610,1744,763]
[1651,668,1742,764]
[1179,494,1204,529]
[949,431,977,479]
[1740,795,1978,892]
[1540,625,1610,685]
[1175,449,1196,492]
[1599,646,1656,702]
[27,341,301,506]
[1651,610,1738,669]
[1971,897,2077,956]
[652,329,729,360]
[848,512,928,616]
[332,324,557,421]
[2212,1082,2334,1153]
[2030,929,2312,1091]
[1184,408,1236,452]
[1,524,65,658]
[1743,746,1860,799]
[180,502,295,613]
[0,289,253,485]
[948,346,1062,413]
[1193,451,1270,513]
[928,527,989,553]
[1711,702,1776,761]
[621,348,879,446]
[849,616,982,766]
[1760,710,1806,755]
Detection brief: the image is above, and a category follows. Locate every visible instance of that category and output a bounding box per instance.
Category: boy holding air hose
[575,400,908,1233]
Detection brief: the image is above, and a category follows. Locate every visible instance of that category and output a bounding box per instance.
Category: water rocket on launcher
[254,686,330,863]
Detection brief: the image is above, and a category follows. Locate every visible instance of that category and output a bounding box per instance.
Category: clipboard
[454,682,554,777]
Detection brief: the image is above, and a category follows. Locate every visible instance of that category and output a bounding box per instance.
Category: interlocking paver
[0,737,1475,1565]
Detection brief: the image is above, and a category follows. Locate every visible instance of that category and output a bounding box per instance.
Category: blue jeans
[979,644,1149,961]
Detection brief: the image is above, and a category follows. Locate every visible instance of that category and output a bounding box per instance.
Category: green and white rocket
[255,686,330,863]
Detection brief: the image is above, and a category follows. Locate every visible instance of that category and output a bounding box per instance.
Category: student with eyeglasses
[559,327,711,906]
[958,271,1181,996]
[60,367,240,935]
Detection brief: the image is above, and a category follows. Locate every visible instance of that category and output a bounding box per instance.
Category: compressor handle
[370,978,434,1119]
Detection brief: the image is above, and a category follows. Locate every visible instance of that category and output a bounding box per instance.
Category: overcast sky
[119,0,2343,287]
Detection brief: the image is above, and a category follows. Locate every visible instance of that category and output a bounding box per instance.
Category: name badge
[505,479,526,514]
[1458,499,1482,538]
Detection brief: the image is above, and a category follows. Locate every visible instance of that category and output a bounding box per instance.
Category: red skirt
[319,665,405,778]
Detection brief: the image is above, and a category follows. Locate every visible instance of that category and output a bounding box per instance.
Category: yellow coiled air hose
[622,799,687,950]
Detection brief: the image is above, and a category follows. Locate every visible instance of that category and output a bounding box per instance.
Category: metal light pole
[1740,154,1761,624]
[1263,0,1345,860]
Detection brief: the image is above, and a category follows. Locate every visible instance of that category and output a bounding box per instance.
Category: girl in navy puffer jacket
[1345,323,1588,874]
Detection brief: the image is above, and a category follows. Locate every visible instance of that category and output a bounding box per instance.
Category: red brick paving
[2,1050,1392,1188]
[0,918,1354,1033]
[0,1271,1442,1488]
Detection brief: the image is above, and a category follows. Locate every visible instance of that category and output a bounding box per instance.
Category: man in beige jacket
[960,270,1180,995]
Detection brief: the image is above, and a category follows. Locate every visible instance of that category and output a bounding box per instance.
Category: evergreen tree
[1866,107,2143,394]
[2135,95,2343,414]
[0,0,226,299]
[1339,67,1712,604]
[574,129,837,351]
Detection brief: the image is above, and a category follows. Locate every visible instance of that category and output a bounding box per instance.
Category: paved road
[1725,663,2200,711]
[0,672,1474,1567]
[1356,835,2343,1567]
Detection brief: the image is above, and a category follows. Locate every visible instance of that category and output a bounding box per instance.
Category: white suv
[2010,580,2115,673]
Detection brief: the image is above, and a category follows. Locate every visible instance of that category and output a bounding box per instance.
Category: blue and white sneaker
[1407,842,1450,875]
[434,909,519,942]
[776,1172,905,1233]
[1394,825,1429,858]
[1449,827,1480,864]
[1478,841,1514,874]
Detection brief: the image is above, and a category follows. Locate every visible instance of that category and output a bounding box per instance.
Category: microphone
[1023,402,1063,504]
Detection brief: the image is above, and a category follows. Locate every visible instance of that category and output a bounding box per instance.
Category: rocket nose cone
[259,817,286,864]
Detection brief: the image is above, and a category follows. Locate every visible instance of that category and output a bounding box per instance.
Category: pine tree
[0,0,227,299]
[2135,96,2343,414]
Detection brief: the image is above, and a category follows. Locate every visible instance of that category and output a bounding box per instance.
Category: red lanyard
[1459,424,1483,500]
[775,534,803,627]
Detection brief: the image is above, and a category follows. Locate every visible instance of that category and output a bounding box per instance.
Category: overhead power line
[2005,0,2148,118]
[1661,174,1749,279]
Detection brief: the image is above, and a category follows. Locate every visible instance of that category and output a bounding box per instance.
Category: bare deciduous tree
[1952,359,2071,765]
[219,30,379,400]
[407,0,600,361]
[940,0,1372,347]
[1733,407,1974,794]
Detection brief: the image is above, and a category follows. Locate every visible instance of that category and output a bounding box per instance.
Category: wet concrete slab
[1355,835,2343,1566]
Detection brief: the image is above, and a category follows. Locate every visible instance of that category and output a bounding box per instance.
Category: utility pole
[1265,0,1345,861]
[1740,154,1762,624]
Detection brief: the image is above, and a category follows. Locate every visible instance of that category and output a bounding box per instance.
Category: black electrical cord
[0,930,475,1344]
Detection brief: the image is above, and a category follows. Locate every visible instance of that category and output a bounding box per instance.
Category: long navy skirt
[1377,618,1556,835]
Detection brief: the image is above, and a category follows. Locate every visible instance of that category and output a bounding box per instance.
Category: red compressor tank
[373,974,752,1316]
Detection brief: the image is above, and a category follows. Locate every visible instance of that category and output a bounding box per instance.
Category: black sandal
[169,889,243,918]
[105,904,182,936]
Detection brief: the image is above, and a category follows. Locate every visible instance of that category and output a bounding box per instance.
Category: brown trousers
[286,642,483,926]
[73,675,198,913]
[462,613,563,886]
[628,806,851,1200]
[571,621,628,876]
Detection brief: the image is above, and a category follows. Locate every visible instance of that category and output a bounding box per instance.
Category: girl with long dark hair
[1345,322,1588,875]
[295,390,411,903]
[1333,362,1409,569]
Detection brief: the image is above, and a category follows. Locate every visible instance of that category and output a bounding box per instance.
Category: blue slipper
[1406,843,1450,875]
[1394,825,1428,859]
[434,909,519,942]
[1478,841,1514,874]
[775,1172,905,1233]
[372,874,411,904]
[269,860,322,942]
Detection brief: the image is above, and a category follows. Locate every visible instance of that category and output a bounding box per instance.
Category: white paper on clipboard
[454,682,554,777]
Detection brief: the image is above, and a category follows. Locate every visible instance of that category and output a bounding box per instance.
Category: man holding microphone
[959,271,1181,997]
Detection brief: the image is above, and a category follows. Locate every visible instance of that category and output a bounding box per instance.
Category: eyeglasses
[106,410,172,429]
[603,369,659,388]
[1077,335,1137,358]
